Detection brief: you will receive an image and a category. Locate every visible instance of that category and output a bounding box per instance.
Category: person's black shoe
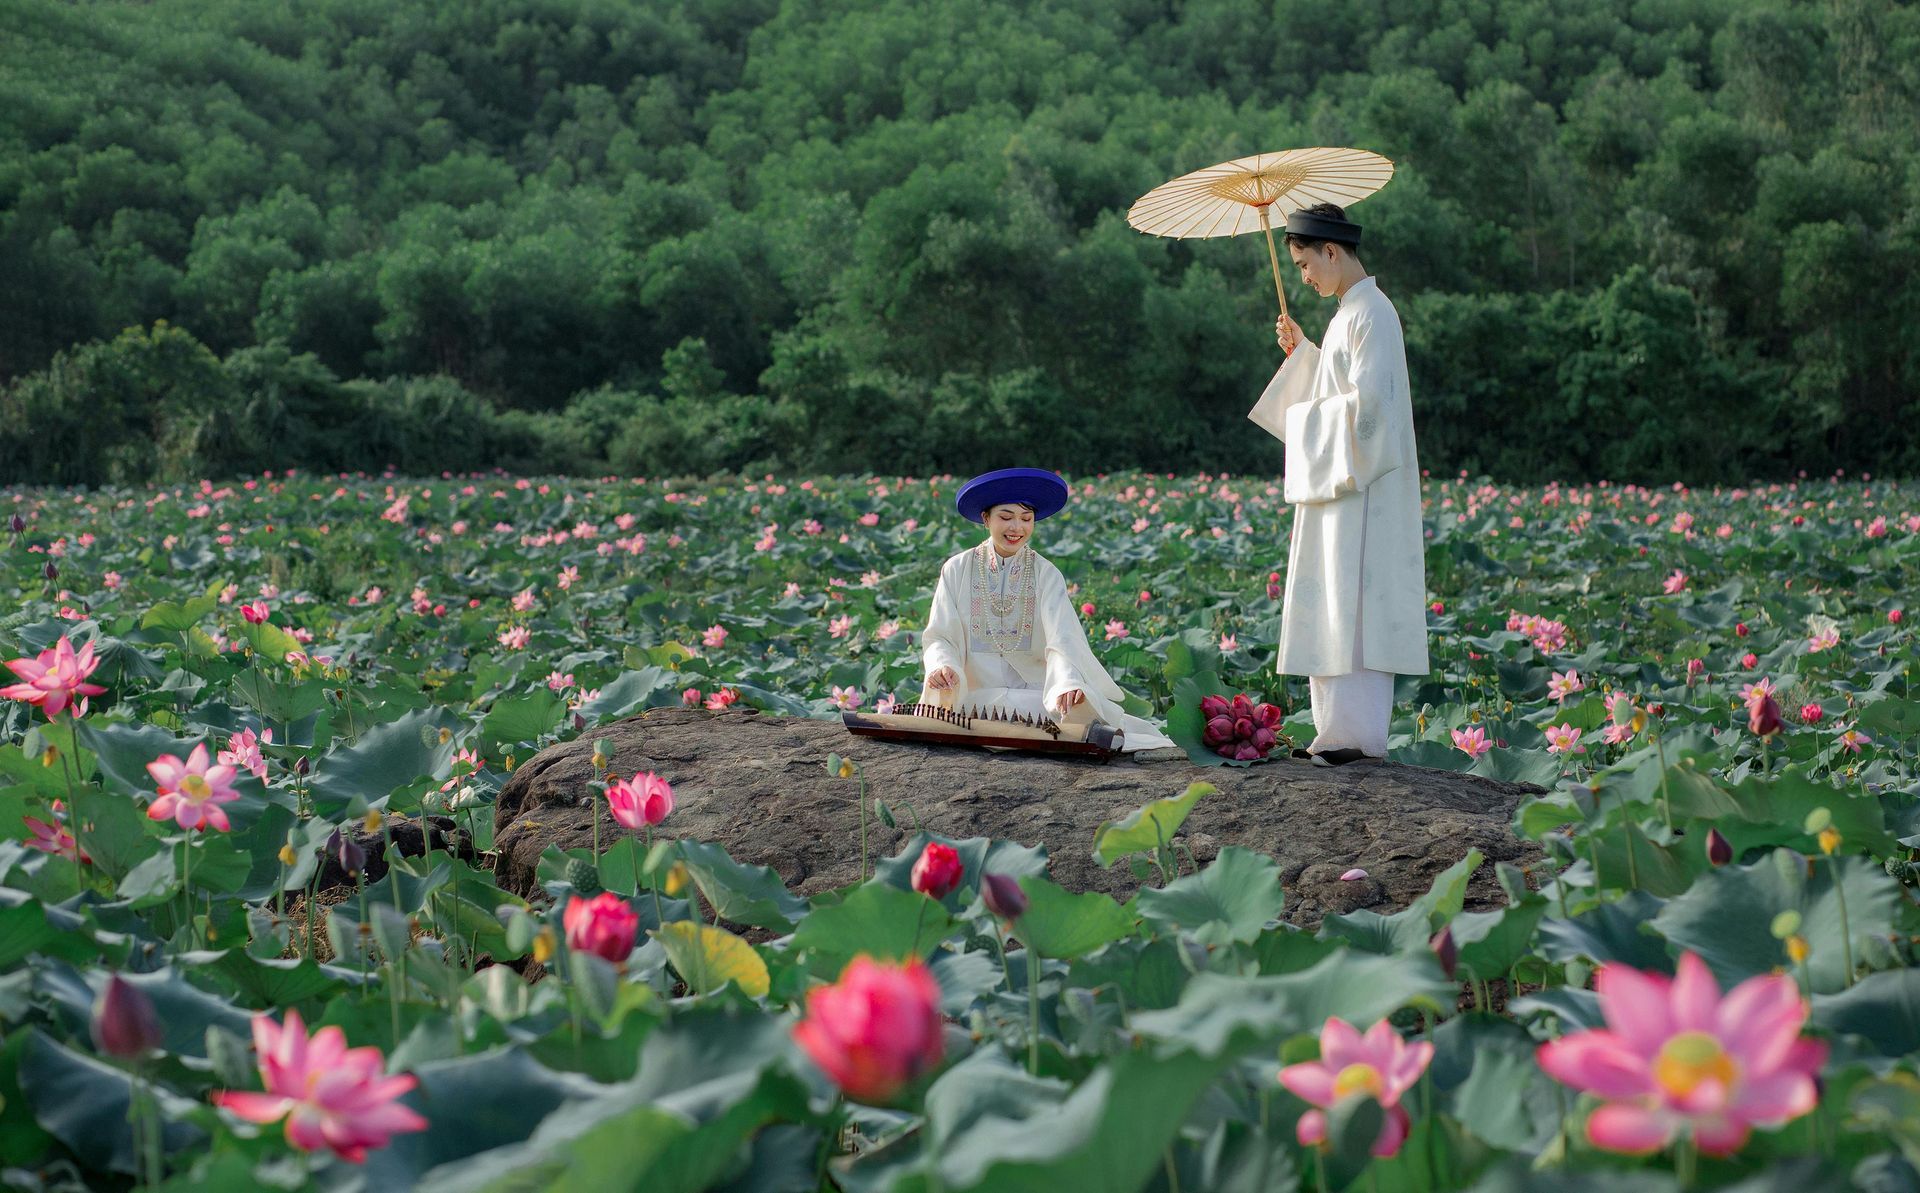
[1290,747,1315,760]
[1313,747,1372,766]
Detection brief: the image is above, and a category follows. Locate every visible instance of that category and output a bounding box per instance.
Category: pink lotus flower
[1104,620,1127,641]
[1219,634,1238,652]
[1799,703,1823,724]
[859,512,880,527]
[1685,658,1706,685]
[497,626,530,650]
[23,800,89,864]
[876,620,900,640]
[556,565,580,590]
[218,726,273,781]
[1806,628,1839,653]
[606,772,674,829]
[1544,724,1586,756]
[910,841,963,898]
[1663,570,1687,595]
[1891,609,1905,625]
[792,956,945,1103]
[1080,602,1095,617]
[828,615,854,639]
[1452,725,1494,759]
[875,693,898,715]
[703,625,728,649]
[1547,670,1583,701]
[240,601,270,624]
[1741,652,1758,669]
[705,688,739,711]
[830,686,863,710]
[1836,727,1872,754]
[564,891,638,963]
[545,670,574,693]
[1278,1016,1433,1158]
[512,587,537,612]
[211,1007,427,1163]
[146,743,242,832]
[2,634,108,719]
[682,687,703,708]
[1536,951,1827,1156]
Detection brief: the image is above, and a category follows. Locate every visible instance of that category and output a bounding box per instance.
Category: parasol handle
[1257,206,1291,324]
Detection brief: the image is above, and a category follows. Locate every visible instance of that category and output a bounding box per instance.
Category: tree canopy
[3,0,1917,482]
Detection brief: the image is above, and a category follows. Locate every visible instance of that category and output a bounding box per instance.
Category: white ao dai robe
[921,542,1174,752]
[1247,276,1430,681]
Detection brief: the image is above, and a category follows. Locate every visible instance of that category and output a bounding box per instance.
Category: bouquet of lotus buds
[1199,693,1285,761]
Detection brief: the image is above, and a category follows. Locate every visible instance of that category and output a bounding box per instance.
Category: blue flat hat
[955,468,1070,523]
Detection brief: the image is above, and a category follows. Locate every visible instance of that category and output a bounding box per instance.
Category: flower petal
[1585,1102,1674,1155]
[1536,1033,1652,1100]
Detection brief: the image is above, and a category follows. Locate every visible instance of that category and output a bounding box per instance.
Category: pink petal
[147,794,180,822]
[203,804,231,832]
[1734,1070,1820,1125]
[1295,1108,1327,1147]
[1340,868,1368,881]
[284,1105,332,1153]
[1692,1114,1752,1157]
[1536,1034,1652,1100]
[1371,1104,1411,1158]
[212,1090,292,1123]
[1277,1062,1336,1107]
[1714,975,1805,1073]
[1585,1102,1674,1154]
[1595,964,1675,1053]
[185,742,210,772]
[1317,1018,1368,1072]
[1668,952,1722,1032]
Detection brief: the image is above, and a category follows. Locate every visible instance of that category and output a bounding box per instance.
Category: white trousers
[1306,502,1396,757]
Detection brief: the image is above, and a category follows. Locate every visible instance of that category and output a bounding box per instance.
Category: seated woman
[922,468,1175,752]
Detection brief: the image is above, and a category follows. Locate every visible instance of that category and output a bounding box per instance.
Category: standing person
[1247,202,1429,765]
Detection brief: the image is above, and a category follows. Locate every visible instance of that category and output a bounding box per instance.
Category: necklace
[970,542,1034,654]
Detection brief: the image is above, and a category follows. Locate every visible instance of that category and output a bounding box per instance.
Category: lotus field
[4,468,1920,1192]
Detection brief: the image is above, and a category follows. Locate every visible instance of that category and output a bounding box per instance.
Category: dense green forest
[2,0,1917,484]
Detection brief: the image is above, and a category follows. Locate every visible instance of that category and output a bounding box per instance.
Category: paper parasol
[1126,147,1394,319]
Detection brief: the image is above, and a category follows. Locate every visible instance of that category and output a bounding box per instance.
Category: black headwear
[1284,209,1362,247]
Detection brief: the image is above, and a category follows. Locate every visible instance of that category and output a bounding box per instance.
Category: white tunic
[1247,276,1430,678]
[922,542,1175,752]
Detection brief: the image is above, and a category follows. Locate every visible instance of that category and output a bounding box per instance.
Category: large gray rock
[493,708,1543,926]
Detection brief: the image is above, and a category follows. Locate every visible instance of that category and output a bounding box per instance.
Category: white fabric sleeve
[1247,342,1320,442]
[1282,312,1403,505]
[921,556,966,685]
[1035,563,1124,713]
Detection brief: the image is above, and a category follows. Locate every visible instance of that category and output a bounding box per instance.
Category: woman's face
[986,503,1035,554]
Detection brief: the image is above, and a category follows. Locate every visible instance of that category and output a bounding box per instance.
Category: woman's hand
[926,666,959,690]
[1275,314,1304,355]
[1056,689,1085,712]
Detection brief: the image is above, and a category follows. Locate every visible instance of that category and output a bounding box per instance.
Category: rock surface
[493,708,1544,926]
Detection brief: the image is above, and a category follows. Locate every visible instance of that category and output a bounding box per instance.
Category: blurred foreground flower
[1279,1016,1433,1158]
[212,1007,427,1163]
[1536,951,1825,1156]
[792,956,944,1103]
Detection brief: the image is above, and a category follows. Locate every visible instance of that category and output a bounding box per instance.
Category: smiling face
[985,503,1035,555]
[1287,240,1345,298]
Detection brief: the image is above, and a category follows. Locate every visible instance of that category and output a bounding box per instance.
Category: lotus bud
[326,828,365,875]
[91,974,163,1059]
[981,872,1027,921]
[1429,927,1458,979]
[294,754,310,776]
[43,560,57,580]
[8,513,24,533]
[1705,827,1733,867]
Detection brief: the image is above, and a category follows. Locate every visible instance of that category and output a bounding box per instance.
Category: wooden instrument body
[840,688,1123,759]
